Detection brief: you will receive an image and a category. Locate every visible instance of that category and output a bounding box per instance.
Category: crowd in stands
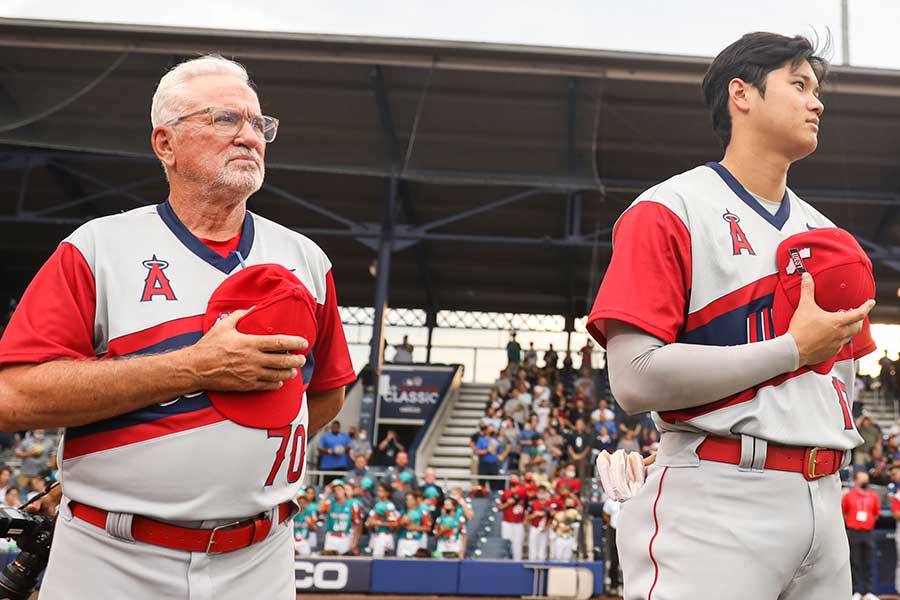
[296,332,656,575]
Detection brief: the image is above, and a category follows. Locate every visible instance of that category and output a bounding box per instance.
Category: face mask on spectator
[358,431,367,441]
[537,444,547,453]
[565,469,576,478]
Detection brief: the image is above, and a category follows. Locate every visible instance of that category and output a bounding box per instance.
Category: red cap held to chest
[203,264,318,429]
[772,227,874,373]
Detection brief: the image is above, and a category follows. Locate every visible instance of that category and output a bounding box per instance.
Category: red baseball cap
[772,228,874,374]
[203,264,318,429]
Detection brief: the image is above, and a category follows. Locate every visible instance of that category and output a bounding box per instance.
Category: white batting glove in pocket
[596,449,652,502]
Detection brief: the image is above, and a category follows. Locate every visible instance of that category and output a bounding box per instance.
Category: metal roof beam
[413,187,549,233]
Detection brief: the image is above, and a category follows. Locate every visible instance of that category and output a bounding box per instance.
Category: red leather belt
[70,501,294,554]
[697,436,843,481]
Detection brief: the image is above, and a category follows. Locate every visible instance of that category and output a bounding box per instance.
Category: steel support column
[369,177,398,437]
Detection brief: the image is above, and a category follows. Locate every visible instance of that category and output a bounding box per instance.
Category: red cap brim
[204,264,318,429]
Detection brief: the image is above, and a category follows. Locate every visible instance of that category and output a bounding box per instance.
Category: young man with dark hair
[590,32,876,599]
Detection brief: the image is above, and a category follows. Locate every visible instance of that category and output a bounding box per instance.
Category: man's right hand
[787,273,875,368]
[181,309,308,392]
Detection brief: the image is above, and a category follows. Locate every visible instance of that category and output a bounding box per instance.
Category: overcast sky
[4,0,900,70]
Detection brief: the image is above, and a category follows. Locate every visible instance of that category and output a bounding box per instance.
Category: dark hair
[702,32,830,148]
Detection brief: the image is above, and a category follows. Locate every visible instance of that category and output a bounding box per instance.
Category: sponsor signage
[294,558,372,592]
[377,365,456,421]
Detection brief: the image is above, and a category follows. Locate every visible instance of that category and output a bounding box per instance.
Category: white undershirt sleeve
[605,320,800,415]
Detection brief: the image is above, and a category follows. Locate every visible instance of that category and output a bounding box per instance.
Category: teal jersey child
[324,499,361,534]
[400,505,432,541]
[368,501,399,534]
[293,504,317,540]
[436,513,465,542]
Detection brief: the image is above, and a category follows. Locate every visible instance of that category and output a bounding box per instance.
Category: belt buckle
[804,447,829,481]
[205,520,242,554]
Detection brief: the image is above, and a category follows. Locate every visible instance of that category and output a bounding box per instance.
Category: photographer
[374,429,405,466]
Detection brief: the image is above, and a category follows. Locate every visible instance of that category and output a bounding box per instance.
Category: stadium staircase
[862,389,897,433]
[427,382,492,491]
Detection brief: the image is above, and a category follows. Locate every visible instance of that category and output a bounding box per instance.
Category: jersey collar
[157,200,255,274]
[705,162,791,230]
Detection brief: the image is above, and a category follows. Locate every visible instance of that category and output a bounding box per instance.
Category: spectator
[533,377,551,404]
[641,428,660,456]
[475,426,503,491]
[534,398,551,433]
[507,332,522,366]
[391,452,416,487]
[470,426,485,487]
[366,482,400,558]
[318,421,352,478]
[880,350,895,399]
[591,398,615,426]
[854,414,882,467]
[868,443,892,486]
[421,467,445,510]
[349,427,373,462]
[557,398,574,432]
[0,467,11,499]
[506,390,527,427]
[566,419,594,480]
[544,427,566,477]
[14,429,51,489]
[25,475,46,502]
[574,368,595,400]
[494,368,513,401]
[517,382,534,412]
[4,488,19,507]
[578,340,594,370]
[593,425,616,454]
[562,351,574,372]
[498,475,527,560]
[842,471,880,600]
[480,407,502,432]
[499,419,521,472]
[518,419,540,473]
[515,369,531,391]
[544,345,559,370]
[392,335,414,364]
[524,342,538,369]
[617,430,640,453]
[602,495,623,595]
[350,455,370,482]
[569,398,590,427]
[0,431,14,454]
[548,407,564,433]
[374,429,405,467]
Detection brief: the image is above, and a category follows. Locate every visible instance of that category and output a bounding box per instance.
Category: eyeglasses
[164,107,279,143]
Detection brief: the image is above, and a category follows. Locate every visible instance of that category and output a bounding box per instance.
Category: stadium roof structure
[3,18,900,328]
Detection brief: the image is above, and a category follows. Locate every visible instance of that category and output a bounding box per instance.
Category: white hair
[150,55,254,128]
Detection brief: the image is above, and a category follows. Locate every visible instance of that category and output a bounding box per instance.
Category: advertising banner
[294,558,371,592]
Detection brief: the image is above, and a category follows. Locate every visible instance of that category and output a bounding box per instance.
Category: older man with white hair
[0,55,356,599]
